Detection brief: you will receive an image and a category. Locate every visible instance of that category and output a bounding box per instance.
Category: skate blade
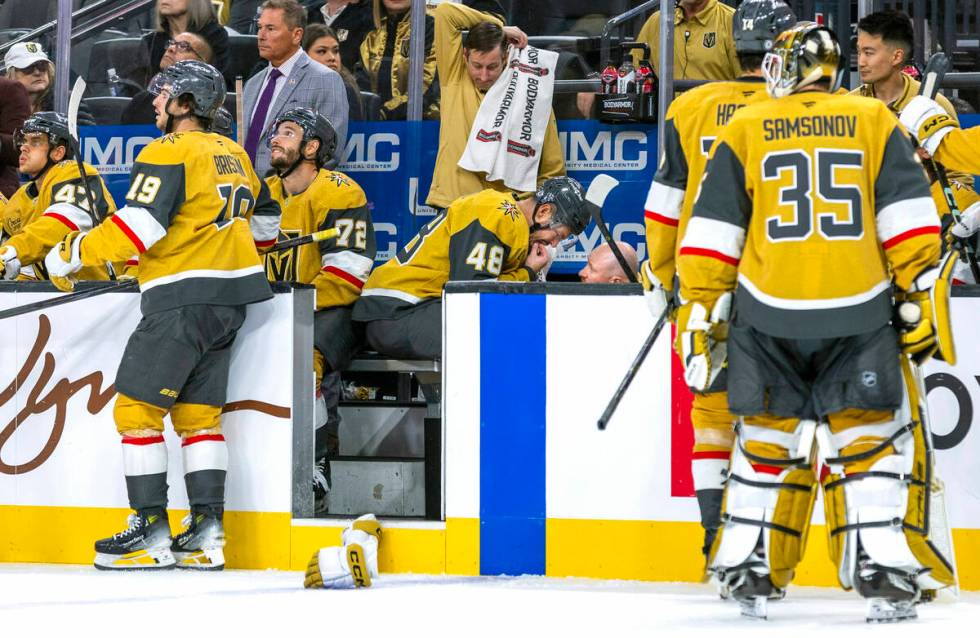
[866,598,918,623]
[94,548,175,570]
[346,543,372,588]
[173,548,225,571]
[738,596,768,620]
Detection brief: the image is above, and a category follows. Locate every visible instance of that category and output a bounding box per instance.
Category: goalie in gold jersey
[263,107,376,516]
[353,176,590,360]
[0,112,123,282]
[45,61,281,573]
[677,23,955,621]
[641,0,795,566]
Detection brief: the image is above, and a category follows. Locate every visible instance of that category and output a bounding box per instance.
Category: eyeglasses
[165,39,202,59]
[17,61,49,76]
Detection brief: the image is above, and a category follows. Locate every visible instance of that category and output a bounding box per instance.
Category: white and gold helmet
[762,21,843,98]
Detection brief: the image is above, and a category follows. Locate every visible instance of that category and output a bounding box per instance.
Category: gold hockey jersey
[678,91,941,338]
[79,130,281,314]
[2,159,120,281]
[353,188,532,321]
[934,126,980,175]
[644,78,768,289]
[265,169,376,310]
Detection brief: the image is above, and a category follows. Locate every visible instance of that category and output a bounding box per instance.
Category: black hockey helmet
[733,0,797,55]
[149,60,226,121]
[16,111,73,152]
[534,176,589,235]
[266,107,338,169]
[210,107,235,139]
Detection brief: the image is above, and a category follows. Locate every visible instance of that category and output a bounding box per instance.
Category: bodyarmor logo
[340,133,400,172]
[83,135,156,174]
[560,131,648,171]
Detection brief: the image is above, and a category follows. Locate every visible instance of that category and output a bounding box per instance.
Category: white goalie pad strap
[44,202,94,232]
[322,250,373,283]
[643,180,684,225]
[121,436,167,477]
[181,434,229,473]
[692,457,729,491]
[113,205,167,253]
[249,212,280,245]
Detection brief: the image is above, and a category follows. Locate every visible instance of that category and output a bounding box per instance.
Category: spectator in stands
[243,0,349,176]
[141,0,229,84]
[304,23,364,121]
[122,32,215,125]
[306,0,374,73]
[0,75,29,198]
[426,1,565,211]
[851,9,978,221]
[356,0,439,120]
[3,43,95,125]
[578,242,638,284]
[228,0,263,33]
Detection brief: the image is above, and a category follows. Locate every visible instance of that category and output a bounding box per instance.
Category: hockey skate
[171,510,226,570]
[855,549,921,623]
[94,511,175,570]
[715,543,784,620]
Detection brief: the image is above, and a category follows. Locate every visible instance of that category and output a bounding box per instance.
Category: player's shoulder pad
[135,133,193,165]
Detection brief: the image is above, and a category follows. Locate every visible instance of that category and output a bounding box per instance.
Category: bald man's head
[578,242,638,283]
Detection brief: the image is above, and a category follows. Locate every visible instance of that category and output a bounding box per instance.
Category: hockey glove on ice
[676,292,732,392]
[304,513,381,589]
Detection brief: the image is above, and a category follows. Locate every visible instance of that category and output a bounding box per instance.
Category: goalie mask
[762,21,843,98]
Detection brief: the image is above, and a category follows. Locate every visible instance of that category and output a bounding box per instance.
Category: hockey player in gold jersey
[677,23,955,621]
[641,0,795,565]
[0,112,121,282]
[354,176,591,360]
[45,61,281,572]
[263,107,375,514]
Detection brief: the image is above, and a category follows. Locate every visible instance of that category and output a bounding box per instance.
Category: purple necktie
[244,67,283,162]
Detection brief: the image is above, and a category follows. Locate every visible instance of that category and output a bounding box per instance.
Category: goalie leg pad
[710,416,818,593]
[818,365,956,597]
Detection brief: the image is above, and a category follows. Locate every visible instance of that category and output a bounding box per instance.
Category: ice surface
[1,564,977,636]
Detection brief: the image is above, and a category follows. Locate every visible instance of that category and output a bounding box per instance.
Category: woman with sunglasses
[3,42,95,126]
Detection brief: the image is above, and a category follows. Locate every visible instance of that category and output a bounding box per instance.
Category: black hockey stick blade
[585,174,637,284]
[0,279,138,321]
[597,307,669,431]
[920,52,951,99]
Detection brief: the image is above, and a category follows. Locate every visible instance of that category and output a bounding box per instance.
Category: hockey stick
[68,77,118,283]
[585,174,637,284]
[235,75,245,147]
[917,53,980,281]
[0,279,138,321]
[597,306,669,431]
[268,227,339,253]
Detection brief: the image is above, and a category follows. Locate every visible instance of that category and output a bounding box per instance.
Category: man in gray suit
[243,0,349,177]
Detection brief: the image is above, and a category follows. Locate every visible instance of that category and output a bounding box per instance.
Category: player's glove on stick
[896,252,957,365]
[676,292,731,392]
[950,200,980,241]
[304,513,381,589]
[44,230,86,292]
[900,95,958,156]
[640,260,670,320]
[0,246,21,281]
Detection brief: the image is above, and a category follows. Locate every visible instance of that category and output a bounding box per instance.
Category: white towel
[458,45,559,192]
